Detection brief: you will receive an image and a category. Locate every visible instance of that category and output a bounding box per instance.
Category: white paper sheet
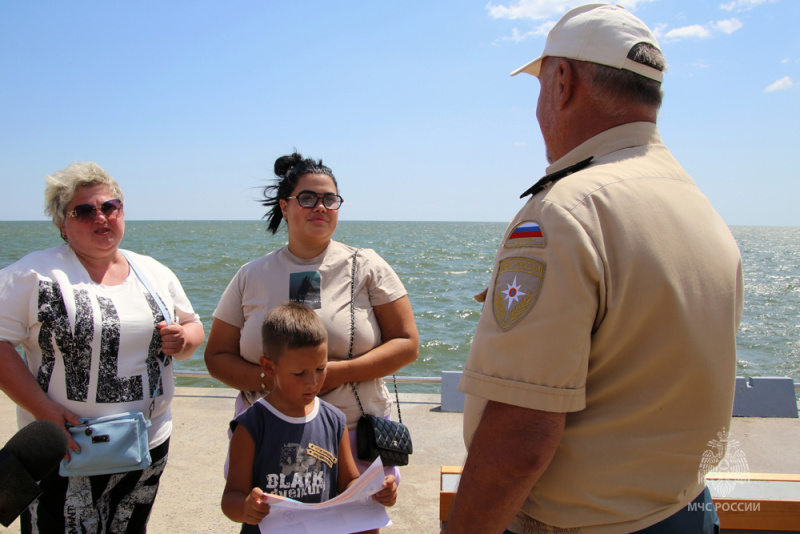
[258,457,391,534]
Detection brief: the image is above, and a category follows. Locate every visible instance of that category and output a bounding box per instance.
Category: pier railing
[175,371,800,389]
[175,370,441,385]
[175,370,800,416]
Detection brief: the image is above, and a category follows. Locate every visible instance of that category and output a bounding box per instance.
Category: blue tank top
[232,397,345,502]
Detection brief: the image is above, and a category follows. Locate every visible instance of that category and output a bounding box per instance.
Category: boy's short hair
[262,302,327,362]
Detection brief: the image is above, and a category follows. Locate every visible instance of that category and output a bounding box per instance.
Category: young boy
[221,302,397,532]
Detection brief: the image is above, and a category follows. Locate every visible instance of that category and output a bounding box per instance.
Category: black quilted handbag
[346,249,413,467]
[356,411,413,467]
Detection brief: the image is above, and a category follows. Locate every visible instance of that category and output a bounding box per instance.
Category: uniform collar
[520,157,593,199]
[521,122,662,198]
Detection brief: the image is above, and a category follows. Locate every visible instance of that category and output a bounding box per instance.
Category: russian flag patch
[505,220,545,248]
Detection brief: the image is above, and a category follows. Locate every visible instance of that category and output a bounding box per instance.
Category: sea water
[1,221,798,393]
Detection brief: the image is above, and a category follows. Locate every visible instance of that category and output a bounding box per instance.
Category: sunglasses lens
[72,204,96,221]
[100,199,122,218]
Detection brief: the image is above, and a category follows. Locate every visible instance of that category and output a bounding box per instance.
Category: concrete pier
[1,388,798,533]
[0,388,466,533]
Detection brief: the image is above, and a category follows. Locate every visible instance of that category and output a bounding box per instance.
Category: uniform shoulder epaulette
[519,156,594,199]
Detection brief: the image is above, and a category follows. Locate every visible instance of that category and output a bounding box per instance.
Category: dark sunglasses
[66,199,124,222]
[286,191,344,210]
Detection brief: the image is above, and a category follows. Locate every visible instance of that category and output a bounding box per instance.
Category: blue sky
[1,0,798,225]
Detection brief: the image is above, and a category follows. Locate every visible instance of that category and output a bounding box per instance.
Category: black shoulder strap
[520,156,594,199]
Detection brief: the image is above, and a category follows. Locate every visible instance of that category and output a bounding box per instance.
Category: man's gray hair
[581,43,666,112]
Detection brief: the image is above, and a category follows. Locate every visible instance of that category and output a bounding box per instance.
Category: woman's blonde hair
[44,162,124,237]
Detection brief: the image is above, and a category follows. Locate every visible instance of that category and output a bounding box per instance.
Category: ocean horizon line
[2,219,798,228]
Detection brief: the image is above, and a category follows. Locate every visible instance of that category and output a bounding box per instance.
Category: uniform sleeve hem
[458,369,586,413]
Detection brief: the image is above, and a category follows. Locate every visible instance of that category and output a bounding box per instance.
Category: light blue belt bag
[59,251,172,477]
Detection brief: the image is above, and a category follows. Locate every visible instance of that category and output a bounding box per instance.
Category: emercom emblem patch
[492,257,544,331]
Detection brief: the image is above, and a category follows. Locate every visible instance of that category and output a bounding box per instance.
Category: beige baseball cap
[511,3,663,82]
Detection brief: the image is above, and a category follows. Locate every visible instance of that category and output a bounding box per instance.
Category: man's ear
[554,59,575,110]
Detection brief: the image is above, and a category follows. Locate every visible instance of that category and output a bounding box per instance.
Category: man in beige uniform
[446,5,744,534]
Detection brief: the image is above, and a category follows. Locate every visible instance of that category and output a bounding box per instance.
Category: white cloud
[494,22,554,44]
[713,18,743,34]
[657,18,743,42]
[720,0,777,12]
[662,24,712,41]
[486,0,655,21]
[653,23,669,36]
[765,76,795,93]
[488,2,743,48]
[502,27,533,43]
[486,1,580,21]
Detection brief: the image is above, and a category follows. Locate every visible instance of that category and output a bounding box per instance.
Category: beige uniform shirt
[460,123,744,533]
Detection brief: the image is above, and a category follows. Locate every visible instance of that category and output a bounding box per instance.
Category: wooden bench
[440,467,800,532]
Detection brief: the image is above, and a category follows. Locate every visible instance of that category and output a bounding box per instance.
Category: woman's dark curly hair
[260,152,338,234]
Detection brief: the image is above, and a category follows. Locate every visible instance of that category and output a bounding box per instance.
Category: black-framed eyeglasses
[286,191,344,210]
[66,199,124,222]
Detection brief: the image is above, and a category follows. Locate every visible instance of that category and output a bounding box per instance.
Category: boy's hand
[372,474,398,507]
[243,487,270,524]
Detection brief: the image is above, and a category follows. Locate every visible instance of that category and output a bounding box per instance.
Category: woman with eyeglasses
[205,152,419,498]
[0,161,205,533]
